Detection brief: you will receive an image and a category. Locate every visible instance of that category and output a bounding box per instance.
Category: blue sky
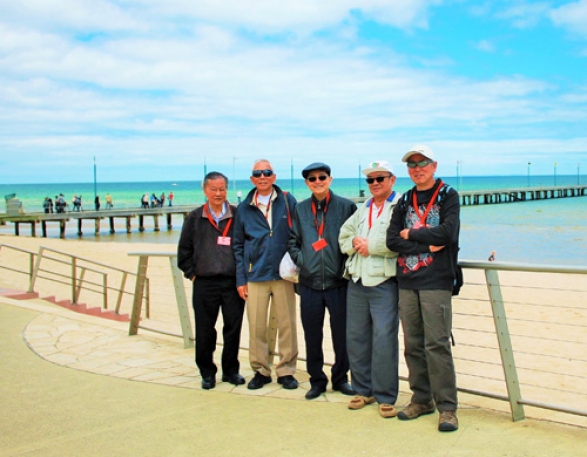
[0,0,586,184]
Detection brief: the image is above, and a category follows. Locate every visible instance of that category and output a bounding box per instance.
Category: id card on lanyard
[412,181,443,229]
[204,204,233,245]
[311,193,330,252]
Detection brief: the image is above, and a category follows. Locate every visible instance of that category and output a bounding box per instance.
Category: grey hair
[252,159,273,171]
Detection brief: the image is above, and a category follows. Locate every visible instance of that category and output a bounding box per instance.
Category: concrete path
[1,296,586,457]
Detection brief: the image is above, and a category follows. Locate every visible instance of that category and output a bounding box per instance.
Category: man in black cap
[288,162,357,400]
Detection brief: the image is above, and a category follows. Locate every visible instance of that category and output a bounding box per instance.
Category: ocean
[1,175,586,266]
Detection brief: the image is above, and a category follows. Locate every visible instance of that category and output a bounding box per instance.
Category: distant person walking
[141,194,149,209]
[106,193,113,209]
[95,195,100,211]
[160,192,166,207]
[168,191,174,206]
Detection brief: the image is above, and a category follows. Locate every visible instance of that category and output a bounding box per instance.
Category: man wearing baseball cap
[288,162,357,400]
[339,160,402,418]
[386,145,460,432]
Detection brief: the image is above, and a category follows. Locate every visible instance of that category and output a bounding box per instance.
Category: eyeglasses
[365,175,392,184]
[251,169,274,178]
[406,160,433,169]
[307,175,329,182]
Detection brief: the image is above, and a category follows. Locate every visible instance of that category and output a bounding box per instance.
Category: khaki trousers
[247,280,298,377]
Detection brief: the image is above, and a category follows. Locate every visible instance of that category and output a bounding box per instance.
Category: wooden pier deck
[0,206,195,238]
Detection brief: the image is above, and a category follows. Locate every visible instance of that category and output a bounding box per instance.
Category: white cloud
[494,2,551,29]
[550,0,587,38]
[475,39,495,53]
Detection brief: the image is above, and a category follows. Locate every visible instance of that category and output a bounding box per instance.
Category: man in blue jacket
[233,159,299,390]
[288,162,357,400]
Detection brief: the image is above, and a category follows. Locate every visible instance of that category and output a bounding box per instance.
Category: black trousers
[299,283,350,389]
[192,276,245,379]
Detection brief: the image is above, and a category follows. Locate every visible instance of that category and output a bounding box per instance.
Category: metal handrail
[0,243,148,315]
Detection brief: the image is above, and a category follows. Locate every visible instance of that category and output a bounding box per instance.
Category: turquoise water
[1,175,586,266]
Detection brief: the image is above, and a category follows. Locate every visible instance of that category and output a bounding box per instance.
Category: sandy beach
[1,233,586,429]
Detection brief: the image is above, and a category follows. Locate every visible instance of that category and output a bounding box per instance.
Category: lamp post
[233,156,237,193]
[554,162,557,186]
[527,162,531,187]
[93,156,97,201]
[290,158,294,194]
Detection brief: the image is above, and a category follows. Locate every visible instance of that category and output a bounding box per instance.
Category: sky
[1,0,586,184]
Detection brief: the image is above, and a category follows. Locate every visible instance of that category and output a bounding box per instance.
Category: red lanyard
[255,191,273,219]
[203,204,232,237]
[412,180,443,227]
[311,192,330,238]
[368,201,384,230]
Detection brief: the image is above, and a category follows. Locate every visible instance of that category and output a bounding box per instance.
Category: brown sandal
[348,395,375,410]
[379,403,399,418]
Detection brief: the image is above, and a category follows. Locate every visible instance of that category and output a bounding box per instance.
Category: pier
[350,184,587,205]
[458,184,587,206]
[0,206,194,238]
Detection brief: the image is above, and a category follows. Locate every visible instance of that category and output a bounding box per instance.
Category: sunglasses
[407,160,433,169]
[307,175,329,182]
[365,175,392,184]
[251,169,274,178]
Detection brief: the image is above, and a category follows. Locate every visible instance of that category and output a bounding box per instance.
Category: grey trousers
[347,278,399,404]
[399,289,457,412]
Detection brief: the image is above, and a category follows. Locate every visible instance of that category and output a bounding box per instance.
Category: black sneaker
[247,372,272,390]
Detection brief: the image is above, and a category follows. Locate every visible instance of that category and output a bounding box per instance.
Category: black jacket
[386,178,460,291]
[177,203,238,279]
[288,191,357,290]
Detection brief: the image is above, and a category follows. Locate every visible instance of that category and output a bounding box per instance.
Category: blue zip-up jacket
[233,185,297,287]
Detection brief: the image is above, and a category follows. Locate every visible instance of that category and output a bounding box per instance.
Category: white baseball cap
[402,145,436,163]
[362,160,394,176]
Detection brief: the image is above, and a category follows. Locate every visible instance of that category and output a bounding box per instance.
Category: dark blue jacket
[233,185,297,286]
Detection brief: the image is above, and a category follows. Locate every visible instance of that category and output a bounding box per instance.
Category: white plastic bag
[279,252,299,283]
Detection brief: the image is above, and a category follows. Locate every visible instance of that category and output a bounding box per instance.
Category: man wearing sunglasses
[288,162,357,400]
[233,159,300,391]
[386,145,460,432]
[338,160,402,418]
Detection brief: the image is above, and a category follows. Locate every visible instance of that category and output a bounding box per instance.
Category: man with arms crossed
[233,160,299,390]
[177,172,245,390]
[339,160,401,418]
[288,162,357,400]
[386,145,460,432]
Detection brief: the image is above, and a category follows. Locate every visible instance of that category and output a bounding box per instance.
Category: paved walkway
[1,294,586,456]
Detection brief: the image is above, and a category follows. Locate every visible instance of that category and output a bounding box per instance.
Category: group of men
[177,145,461,433]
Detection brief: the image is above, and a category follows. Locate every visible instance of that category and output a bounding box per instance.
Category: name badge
[218,236,231,246]
[312,238,328,252]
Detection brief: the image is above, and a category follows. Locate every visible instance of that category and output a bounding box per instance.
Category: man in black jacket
[386,145,460,432]
[177,171,245,390]
[288,162,357,400]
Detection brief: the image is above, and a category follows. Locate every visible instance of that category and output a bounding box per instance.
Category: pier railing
[124,251,587,426]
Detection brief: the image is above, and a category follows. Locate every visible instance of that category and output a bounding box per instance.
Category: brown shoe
[438,410,459,432]
[397,401,435,420]
[348,395,375,410]
[378,403,399,418]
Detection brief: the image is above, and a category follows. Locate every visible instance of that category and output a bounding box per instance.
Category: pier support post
[41,221,47,238]
[94,219,100,237]
[59,220,66,239]
[139,215,145,232]
[31,222,36,237]
[126,217,132,233]
[14,222,20,236]
[167,214,172,230]
[109,217,115,234]
[77,219,83,236]
[153,215,160,232]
